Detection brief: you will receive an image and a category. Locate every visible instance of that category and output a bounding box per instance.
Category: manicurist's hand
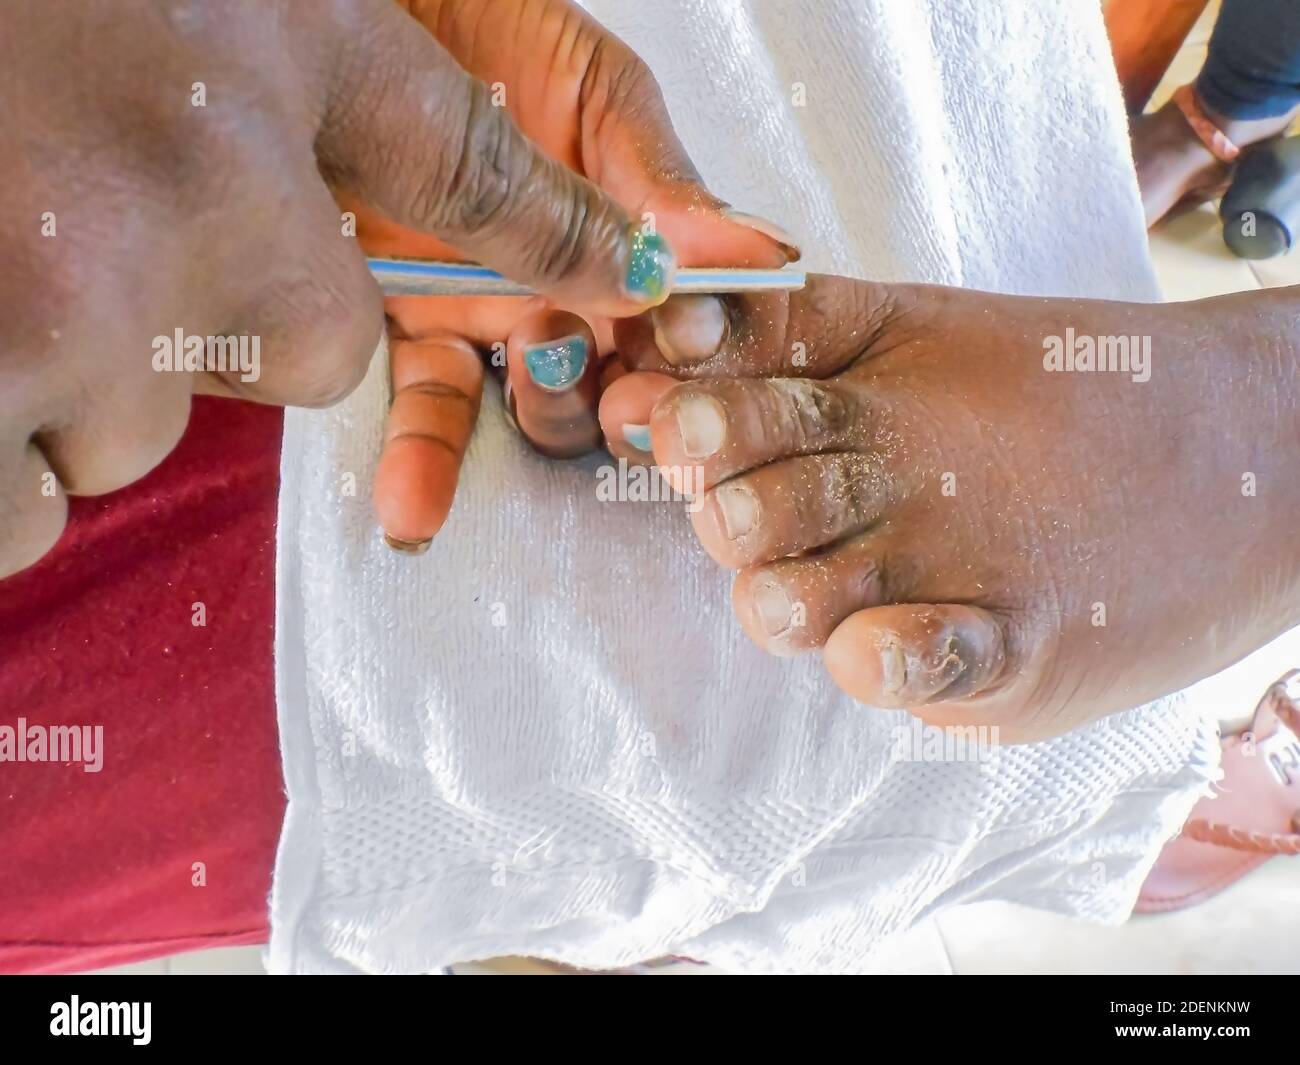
[365,0,798,551]
[608,278,1300,741]
[0,0,684,578]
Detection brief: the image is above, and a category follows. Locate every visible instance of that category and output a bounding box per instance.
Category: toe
[651,294,731,368]
[614,275,903,379]
[613,293,743,374]
[650,376,869,492]
[691,453,891,568]
[824,603,1007,709]
[732,535,888,656]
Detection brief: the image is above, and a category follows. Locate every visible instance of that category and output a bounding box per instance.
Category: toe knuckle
[765,378,857,449]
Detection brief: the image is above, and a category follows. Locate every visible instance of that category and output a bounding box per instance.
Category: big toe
[824,603,1007,710]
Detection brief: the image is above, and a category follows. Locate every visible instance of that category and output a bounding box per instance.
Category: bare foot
[613,277,1300,741]
[1132,95,1297,227]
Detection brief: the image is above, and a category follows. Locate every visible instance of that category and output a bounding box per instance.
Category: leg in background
[1134,0,1300,225]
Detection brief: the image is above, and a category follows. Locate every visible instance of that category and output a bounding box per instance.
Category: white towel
[268,0,1227,974]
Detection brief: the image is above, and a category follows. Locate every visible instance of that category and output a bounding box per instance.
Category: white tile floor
[90,1,1298,977]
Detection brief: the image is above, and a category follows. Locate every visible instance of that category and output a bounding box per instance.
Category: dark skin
[362,0,792,543]
[1132,97,1299,226]
[605,279,1300,741]
[0,0,699,577]
[6,1,1295,740]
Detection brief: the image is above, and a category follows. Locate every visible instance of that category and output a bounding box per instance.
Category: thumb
[314,0,675,317]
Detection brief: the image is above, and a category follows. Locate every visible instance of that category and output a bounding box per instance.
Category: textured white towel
[269,0,1226,974]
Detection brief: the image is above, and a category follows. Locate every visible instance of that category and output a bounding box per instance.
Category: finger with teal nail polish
[524,334,589,393]
[507,311,603,459]
[624,228,676,305]
[596,370,679,465]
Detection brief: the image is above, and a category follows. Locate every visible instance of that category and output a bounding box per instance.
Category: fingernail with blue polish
[622,423,652,452]
[523,335,588,393]
[625,228,675,304]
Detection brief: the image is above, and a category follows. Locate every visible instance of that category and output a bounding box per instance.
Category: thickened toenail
[716,484,757,538]
[879,638,907,697]
[755,580,793,635]
[676,395,726,458]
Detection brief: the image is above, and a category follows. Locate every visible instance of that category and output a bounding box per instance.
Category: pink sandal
[1136,670,1300,913]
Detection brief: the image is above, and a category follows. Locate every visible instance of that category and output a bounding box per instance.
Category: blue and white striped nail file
[367,257,805,297]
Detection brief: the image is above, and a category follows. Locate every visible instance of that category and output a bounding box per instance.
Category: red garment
[0,398,284,974]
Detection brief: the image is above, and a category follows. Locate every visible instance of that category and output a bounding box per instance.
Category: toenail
[879,637,907,697]
[676,395,727,458]
[716,484,758,539]
[652,296,727,366]
[754,579,793,636]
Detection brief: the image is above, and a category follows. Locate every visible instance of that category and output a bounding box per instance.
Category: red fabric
[0,398,285,974]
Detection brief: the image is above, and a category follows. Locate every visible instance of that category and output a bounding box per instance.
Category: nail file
[367,257,806,297]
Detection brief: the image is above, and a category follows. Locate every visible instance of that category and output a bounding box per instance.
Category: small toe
[732,535,889,655]
[691,453,891,568]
